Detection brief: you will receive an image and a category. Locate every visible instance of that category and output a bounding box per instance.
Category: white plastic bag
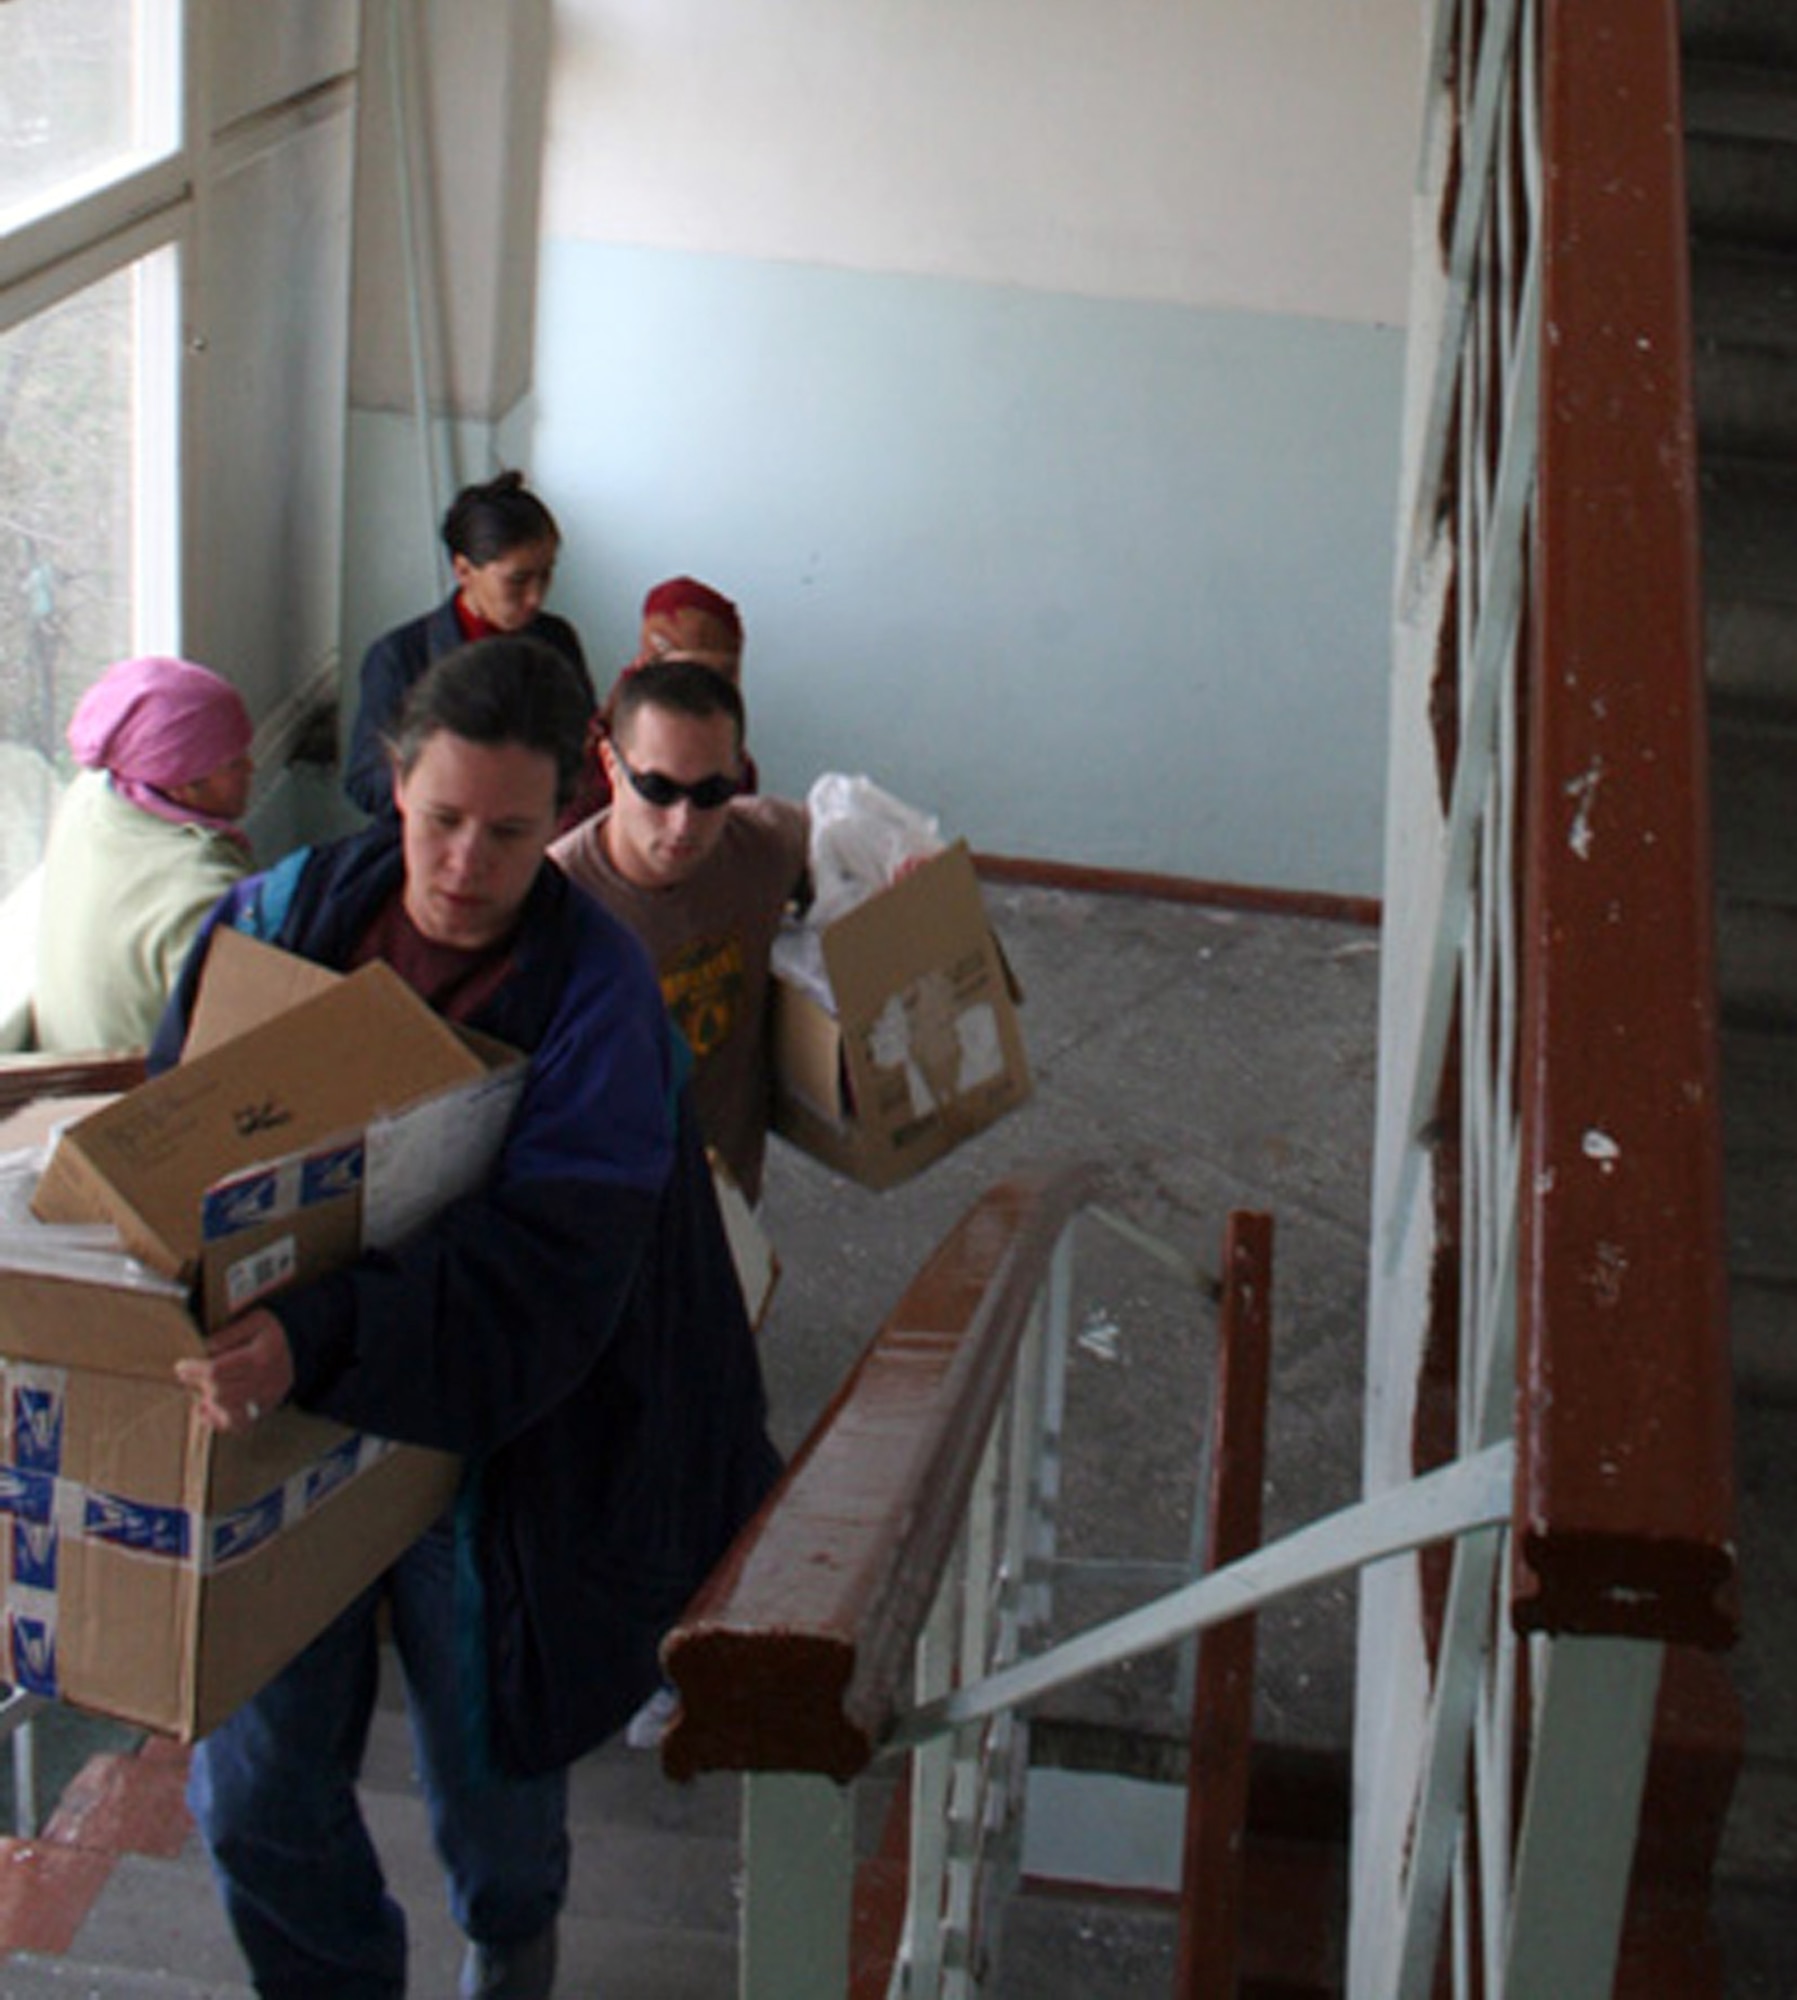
[805,773,944,930]
[770,775,947,1011]
[0,1145,186,1296]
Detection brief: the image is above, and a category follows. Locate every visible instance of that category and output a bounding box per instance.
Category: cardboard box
[0,934,527,1738]
[771,842,1030,1190]
[33,930,525,1329]
[0,1326,457,1739]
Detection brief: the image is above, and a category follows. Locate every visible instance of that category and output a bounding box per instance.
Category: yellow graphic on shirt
[660,936,745,1064]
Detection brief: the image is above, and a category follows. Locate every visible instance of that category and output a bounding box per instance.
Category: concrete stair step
[1685,58,1797,148]
[1000,1749,1348,1999]
[1691,243,1797,459]
[1685,63,1797,249]
[0,1962,252,1998]
[992,1850,1346,2000]
[1715,897,1797,1029]
[1705,593,1797,712]
[1732,1273,1797,1403]
[1682,0,1797,73]
[1721,1029,1797,1283]
[1700,455,1797,616]
[1710,1875,1797,2000]
[0,1700,748,1997]
[1708,711,1797,905]
[990,1890,1180,1999]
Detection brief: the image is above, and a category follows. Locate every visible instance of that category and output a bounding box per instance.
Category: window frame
[0,0,194,1034]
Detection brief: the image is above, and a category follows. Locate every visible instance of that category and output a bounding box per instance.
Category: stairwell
[0,1666,751,1997]
[1685,0,1797,1992]
[0,17,1782,2000]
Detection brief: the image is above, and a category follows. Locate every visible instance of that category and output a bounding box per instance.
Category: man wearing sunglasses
[551,656,808,1205]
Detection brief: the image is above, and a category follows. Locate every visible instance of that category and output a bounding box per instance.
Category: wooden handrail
[661,1161,1099,1784]
[0,1051,146,1122]
[1516,0,1736,1648]
[1176,1210,1274,1998]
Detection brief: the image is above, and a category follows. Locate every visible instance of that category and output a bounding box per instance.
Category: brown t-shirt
[550,797,808,1202]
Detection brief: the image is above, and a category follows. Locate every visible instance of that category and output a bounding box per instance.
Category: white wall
[186,2,358,723]
[344,0,1425,895]
[543,0,1419,327]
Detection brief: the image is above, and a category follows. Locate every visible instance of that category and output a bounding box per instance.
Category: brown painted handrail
[1176,1210,1274,1998]
[661,1161,1100,1784]
[0,1050,146,1121]
[1516,0,1735,1648]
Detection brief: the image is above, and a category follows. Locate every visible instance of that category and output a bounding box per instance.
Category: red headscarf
[636,577,744,668]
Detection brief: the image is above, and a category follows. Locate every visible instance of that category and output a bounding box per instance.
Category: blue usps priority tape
[82,1487,191,1559]
[0,1463,53,1526]
[13,1514,58,1591]
[7,1609,57,1696]
[202,1140,366,1245]
[301,1142,364,1205]
[302,1433,369,1510]
[209,1489,284,1567]
[1,1359,391,1685]
[202,1166,284,1239]
[12,1383,63,1473]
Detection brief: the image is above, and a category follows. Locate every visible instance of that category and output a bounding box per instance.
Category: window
[0,253,178,901]
[0,0,183,917]
[0,0,179,232]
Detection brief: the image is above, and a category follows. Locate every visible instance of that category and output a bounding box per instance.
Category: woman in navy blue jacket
[341,471,593,819]
[167,638,777,2000]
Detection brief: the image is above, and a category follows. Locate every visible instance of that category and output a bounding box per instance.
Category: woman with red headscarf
[561,574,758,827]
[32,655,256,1051]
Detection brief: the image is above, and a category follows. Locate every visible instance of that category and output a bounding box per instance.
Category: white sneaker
[624,1683,680,1750]
[460,1922,557,1999]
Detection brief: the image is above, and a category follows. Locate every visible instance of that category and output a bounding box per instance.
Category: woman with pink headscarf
[32,656,256,1051]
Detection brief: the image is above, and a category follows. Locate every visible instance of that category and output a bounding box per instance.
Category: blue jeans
[188,1519,569,1999]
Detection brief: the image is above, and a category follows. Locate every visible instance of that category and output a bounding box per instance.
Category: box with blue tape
[0,931,524,1739]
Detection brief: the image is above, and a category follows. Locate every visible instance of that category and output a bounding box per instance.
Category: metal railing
[1355,2,1735,1995]
[664,1167,1517,1998]
[662,7,1737,1995]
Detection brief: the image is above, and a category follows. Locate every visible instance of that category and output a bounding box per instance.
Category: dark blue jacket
[154,824,780,1773]
[341,596,592,817]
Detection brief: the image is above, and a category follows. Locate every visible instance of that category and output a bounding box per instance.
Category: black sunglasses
[613,744,739,812]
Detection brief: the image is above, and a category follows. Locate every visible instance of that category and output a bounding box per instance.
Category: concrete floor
[754,880,1382,1756]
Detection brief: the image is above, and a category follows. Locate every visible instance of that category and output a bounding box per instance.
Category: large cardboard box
[771,842,1030,1190]
[0,935,524,1739]
[33,930,524,1324]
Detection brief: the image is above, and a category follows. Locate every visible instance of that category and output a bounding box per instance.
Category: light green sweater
[31,770,253,1052]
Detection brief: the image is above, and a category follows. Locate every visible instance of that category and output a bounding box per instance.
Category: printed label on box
[225,1235,300,1315]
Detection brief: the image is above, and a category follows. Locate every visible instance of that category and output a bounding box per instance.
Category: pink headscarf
[67,656,253,833]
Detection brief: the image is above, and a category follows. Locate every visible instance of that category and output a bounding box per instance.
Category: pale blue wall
[521,241,1402,899]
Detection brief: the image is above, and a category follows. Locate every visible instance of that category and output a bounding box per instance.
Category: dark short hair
[440,471,560,566]
[392,638,594,810]
[610,656,746,749]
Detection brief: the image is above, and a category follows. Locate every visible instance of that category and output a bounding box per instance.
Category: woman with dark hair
[164,637,777,2000]
[341,471,593,818]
